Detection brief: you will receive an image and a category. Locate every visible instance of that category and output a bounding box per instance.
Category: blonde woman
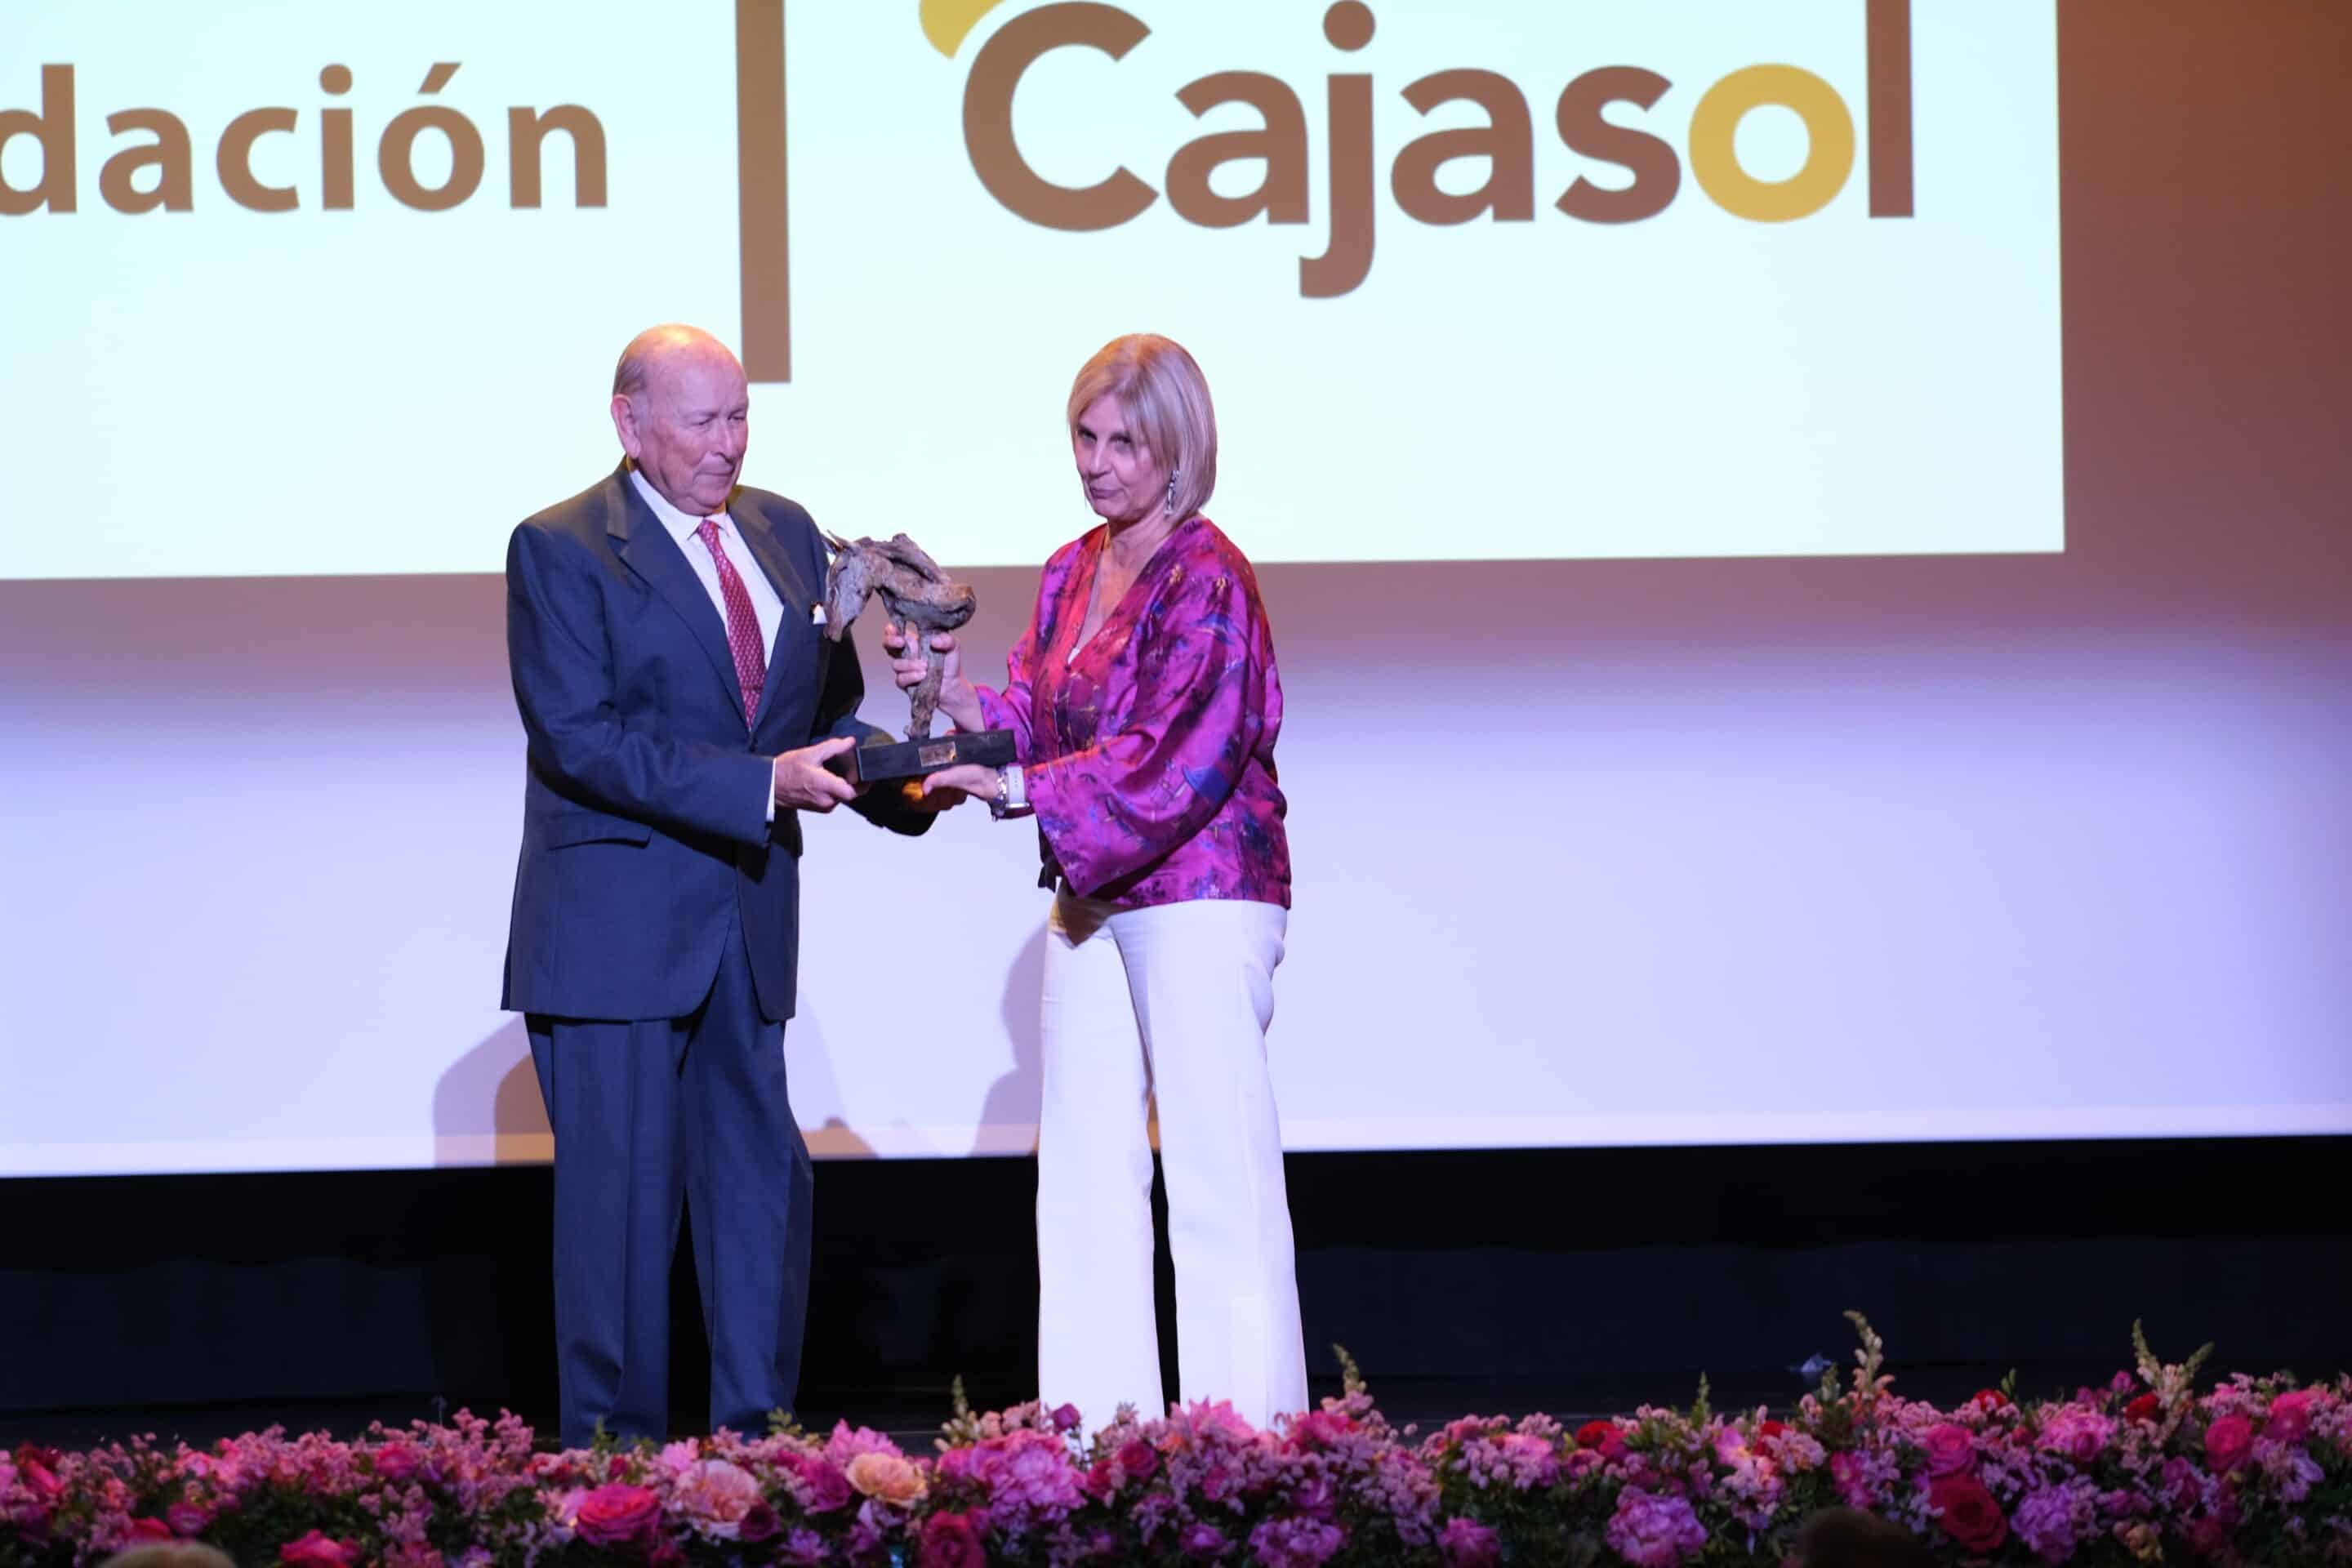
[893,333,1305,1430]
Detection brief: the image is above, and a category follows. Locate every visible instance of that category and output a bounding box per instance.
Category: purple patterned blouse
[974,515,1290,909]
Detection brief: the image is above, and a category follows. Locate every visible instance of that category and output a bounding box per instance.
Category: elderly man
[502,324,944,1446]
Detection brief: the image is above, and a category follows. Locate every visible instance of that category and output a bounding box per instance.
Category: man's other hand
[773,737,859,813]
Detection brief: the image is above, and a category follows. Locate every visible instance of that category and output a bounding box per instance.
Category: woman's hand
[922,762,1003,803]
[883,621,987,734]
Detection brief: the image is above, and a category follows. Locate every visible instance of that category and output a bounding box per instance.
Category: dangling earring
[1165,469,1180,515]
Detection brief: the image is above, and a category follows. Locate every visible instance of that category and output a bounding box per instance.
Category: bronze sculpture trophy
[819,532,1016,785]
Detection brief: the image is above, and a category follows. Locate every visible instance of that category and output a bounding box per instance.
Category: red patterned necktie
[694,516,767,721]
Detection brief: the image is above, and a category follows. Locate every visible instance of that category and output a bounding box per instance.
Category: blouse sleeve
[972,608,1040,760]
[1022,561,1266,896]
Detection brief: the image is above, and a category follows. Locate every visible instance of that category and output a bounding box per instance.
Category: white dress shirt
[628,466,786,662]
[627,466,788,819]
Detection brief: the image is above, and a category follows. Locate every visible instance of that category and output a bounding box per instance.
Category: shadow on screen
[969,923,1046,1156]
[431,1016,550,1166]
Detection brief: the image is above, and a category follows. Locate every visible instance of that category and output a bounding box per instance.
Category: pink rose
[2266,1391,2316,1446]
[845,1450,928,1506]
[373,1443,420,1482]
[1116,1438,1160,1481]
[919,1508,987,1568]
[123,1518,174,1544]
[1052,1403,1083,1432]
[1922,1423,1976,1477]
[2038,1409,2116,1464]
[671,1459,764,1535]
[573,1482,663,1548]
[167,1501,214,1537]
[2205,1415,2254,1474]
[280,1529,363,1566]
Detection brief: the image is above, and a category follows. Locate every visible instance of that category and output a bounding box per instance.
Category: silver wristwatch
[990,764,1027,819]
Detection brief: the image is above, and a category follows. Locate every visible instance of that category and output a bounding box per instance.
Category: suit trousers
[528,906,812,1448]
[1035,892,1307,1432]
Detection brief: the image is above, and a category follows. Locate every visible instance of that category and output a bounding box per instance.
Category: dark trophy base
[826,728,1016,786]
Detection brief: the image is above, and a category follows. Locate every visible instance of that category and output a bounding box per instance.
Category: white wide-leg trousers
[1035,893,1308,1433]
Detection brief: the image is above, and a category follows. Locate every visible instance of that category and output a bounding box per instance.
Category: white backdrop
[7,2,2347,1179]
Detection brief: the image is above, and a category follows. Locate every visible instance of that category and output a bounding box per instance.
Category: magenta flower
[1178,1400,1260,1445]
[1247,1516,1345,1566]
[2206,1414,2255,1473]
[279,1528,363,1565]
[822,1422,904,1469]
[1927,1473,2008,1554]
[1829,1450,1874,1509]
[738,1501,781,1543]
[1573,1419,1627,1461]
[2012,1479,2097,1560]
[2267,1390,2317,1446]
[2038,1407,2116,1464]
[1605,1486,1707,1566]
[777,1526,828,1566]
[165,1501,212,1537]
[791,1454,853,1513]
[917,1507,987,1567]
[1437,1514,1502,1566]
[372,1443,421,1482]
[1287,1409,1359,1451]
[572,1482,662,1548]
[1177,1521,1232,1558]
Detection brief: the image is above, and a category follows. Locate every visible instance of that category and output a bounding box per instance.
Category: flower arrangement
[3,1320,2346,1566]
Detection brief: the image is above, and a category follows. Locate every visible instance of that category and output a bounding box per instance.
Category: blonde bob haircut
[1066,334,1218,523]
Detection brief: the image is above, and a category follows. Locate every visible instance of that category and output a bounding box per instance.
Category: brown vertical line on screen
[1868,0,1916,217]
[737,0,791,381]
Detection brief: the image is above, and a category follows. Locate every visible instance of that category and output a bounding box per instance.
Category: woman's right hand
[883,621,987,733]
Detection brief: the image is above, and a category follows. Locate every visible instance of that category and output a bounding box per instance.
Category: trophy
[818,531,1017,785]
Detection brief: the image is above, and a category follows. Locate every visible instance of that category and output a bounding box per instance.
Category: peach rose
[844,1450,928,1506]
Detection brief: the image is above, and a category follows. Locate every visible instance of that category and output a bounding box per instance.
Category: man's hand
[773,736,860,813]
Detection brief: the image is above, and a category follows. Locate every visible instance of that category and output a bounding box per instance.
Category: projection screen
[10,2,2347,1179]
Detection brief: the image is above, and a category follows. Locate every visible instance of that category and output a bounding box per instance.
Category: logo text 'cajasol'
[929,0,1917,299]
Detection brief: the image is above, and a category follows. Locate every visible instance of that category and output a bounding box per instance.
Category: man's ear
[609,394,643,461]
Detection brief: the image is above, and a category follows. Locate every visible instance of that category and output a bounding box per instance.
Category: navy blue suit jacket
[501,464,925,1022]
